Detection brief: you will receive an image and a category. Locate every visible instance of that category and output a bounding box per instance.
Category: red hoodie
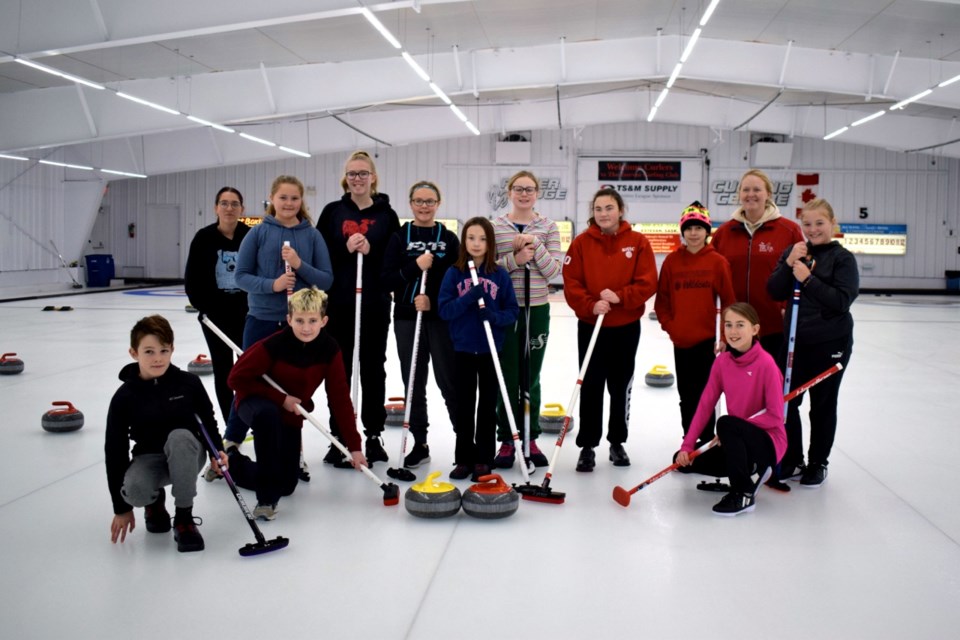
[562,221,658,327]
[655,245,736,348]
[711,216,803,338]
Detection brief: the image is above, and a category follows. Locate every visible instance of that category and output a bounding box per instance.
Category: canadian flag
[796,173,819,219]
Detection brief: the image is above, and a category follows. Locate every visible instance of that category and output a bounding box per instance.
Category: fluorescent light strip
[361,7,402,49]
[66,163,94,171]
[937,73,960,88]
[647,105,659,122]
[279,146,311,158]
[100,169,147,178]
[38,159,92,170]
[402,51,431,82]
[238,132,277,147]
[116,92,181,116]
[823,126,849,140]
[449,104,469,122]
[680,28,702,63]
[429,82,452,104]
[666,63,682,88]
[0,153,29,161]
[186,115,235,133]
[38,159,69,167]
[851,110,886,127]
[465,121,480,135]
[889,88,933,110]
[654,88,670,108]
[700,0,721,26]
[15,58,104,90]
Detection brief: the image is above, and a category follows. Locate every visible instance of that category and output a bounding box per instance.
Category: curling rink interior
[0,285,958,640]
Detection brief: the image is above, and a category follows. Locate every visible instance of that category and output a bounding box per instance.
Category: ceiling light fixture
[666,63,682,89]
[647,106,659,123]
[851,110,886,127]
[449,104,469,122]
[361,7,402,49]
[938,73,960,88]
[0,153,29,161]
[401,51,431,82]
[680,28,702,63]
[700,0,722,26]
[889,89,933,111]
[100,169,147,178]
[823,126,849,140]
[279,146,311,158]
[15,57,104,90]
[238,132,277,147]
[465,122,480,135]
[654,88,670,108]
[186,115,236,133]
[116,92,181,116]
[429,82,453,105]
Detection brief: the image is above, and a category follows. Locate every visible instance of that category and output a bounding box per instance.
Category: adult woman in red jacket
[711,169,803,356]
[563,188,657,471]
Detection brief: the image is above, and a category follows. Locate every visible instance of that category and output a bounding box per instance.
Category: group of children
[107,162,859,553]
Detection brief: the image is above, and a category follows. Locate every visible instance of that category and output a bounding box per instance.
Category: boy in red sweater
[656,202,736,449]
[227,287,367,520]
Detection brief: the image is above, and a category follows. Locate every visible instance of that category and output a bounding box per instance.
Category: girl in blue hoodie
[438,217,518,481]
[228,175,333,446]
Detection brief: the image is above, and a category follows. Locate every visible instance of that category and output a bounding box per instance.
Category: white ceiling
[2,0,960,176]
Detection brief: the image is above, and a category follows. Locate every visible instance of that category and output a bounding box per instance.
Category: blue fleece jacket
[236,215,334,322]
[438,263,518,354]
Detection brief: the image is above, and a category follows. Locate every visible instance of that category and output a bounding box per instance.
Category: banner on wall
[488,177,568,211]
[796,173,819,218]
[835,223,907,255]
[711,179,794,207]
[598,160,682,202]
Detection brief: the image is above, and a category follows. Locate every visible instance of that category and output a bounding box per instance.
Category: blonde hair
[802,197,836,222]
[739,169,775,207]
[266,175,312,225]
[340,150,379,196]
[288,286,328,316]
[507,170,539,192]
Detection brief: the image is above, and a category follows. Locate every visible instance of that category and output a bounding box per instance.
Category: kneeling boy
[106,314,228,552]
[227,287,366,520]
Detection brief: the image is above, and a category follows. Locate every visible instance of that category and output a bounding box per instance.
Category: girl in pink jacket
[675,302,785,516]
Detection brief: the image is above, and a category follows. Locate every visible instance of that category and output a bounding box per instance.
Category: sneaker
[609,443,631,467]
[528,440,549,467]
[253,502,278,521]
[365,436,389,464]
[712,491,755,516]
[779,462,805,481]
[201,464,222,482]
[323,442,345,465]
[753,466,773,498]
[299,453,311,483]
[472,463,492,482]
[799,463,828,488]
[144,488,171,533]
[494,442,515,469]
[449,464,471,480]
[173,514,205,552]
[576,447,596,472]
[404,443,431,469]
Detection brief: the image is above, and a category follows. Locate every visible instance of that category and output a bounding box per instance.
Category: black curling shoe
[576,447,596,472]
[144,488,171,534]
[609,443,631,467]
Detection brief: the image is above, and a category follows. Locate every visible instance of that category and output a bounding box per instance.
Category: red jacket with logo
[710,217,803,338]
[563,221,658,327]
[655,245,736,348]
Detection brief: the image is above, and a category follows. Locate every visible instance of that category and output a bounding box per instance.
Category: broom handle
[542,314,605,479]
[398,256,429,459]
[352,252,363,417]
[468,260,530,483]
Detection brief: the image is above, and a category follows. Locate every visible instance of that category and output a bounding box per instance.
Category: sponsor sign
[835,223,907,255]
[598,160,682,202]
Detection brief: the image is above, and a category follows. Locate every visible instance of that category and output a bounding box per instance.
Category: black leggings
[717,415,777,493]
[228,397,302,505]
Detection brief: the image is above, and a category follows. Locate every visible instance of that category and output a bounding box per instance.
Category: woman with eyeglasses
[491,170,563,470]
[185,187,250,424]
[380,181,460,469]
[317,150,400,466]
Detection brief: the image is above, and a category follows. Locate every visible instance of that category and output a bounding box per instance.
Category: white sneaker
[201,464,221,482]
[253,503,277,521]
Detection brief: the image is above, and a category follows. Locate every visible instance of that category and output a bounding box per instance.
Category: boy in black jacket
[105,315,228,552]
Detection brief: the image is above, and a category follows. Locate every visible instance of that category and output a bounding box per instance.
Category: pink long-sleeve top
[681,341,786,462]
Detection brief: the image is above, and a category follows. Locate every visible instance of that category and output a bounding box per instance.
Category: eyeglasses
[346,170,372,180]
[217,200,243,209]
[511,186,537,195]
[411,199,439,207]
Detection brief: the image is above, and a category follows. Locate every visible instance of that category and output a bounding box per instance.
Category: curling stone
[461,474,519,520]
[185,304,199,313]
[648,310,657,321]
[187,354,214,376]
[644,365,675,388]
[539,402,574,434]
[0,352,24,375]
[404,471,462,519]
[385,396,405,427]
[42,401,84,433]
